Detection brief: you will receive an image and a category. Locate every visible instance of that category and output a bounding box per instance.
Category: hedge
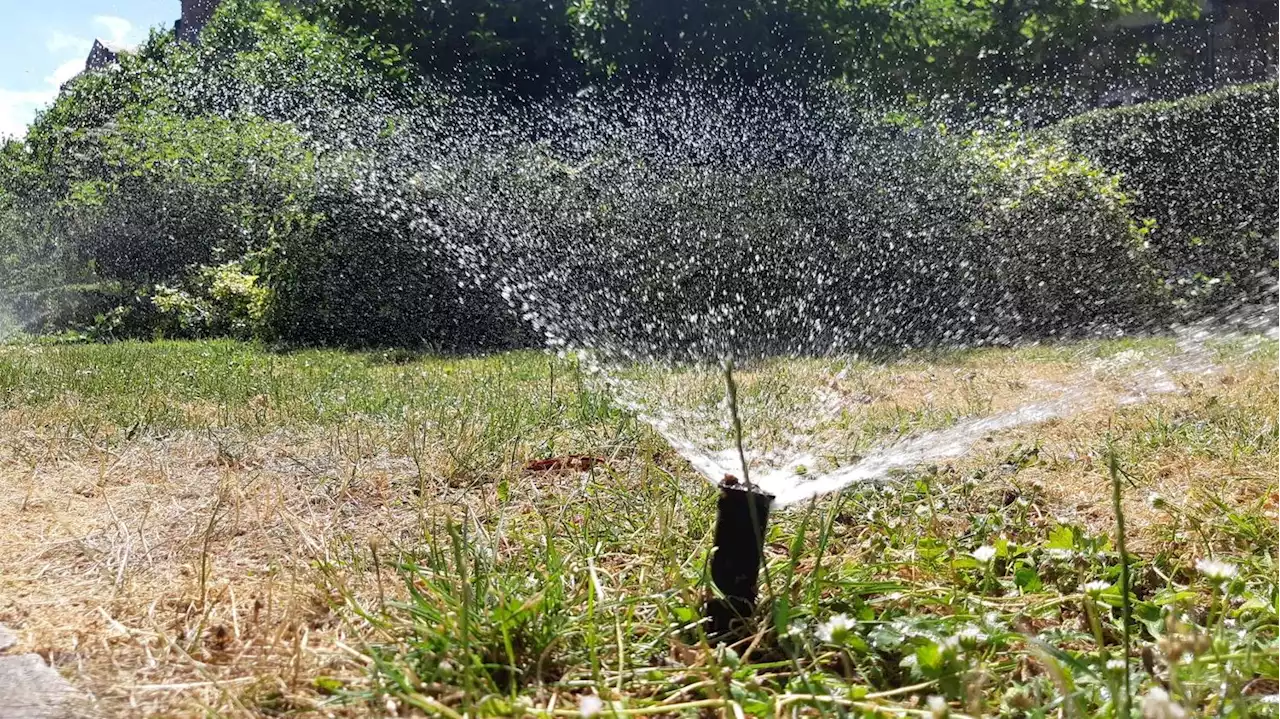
[1049,81,1279,313]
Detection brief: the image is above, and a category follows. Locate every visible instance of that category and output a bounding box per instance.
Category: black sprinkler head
[704,482,773,639]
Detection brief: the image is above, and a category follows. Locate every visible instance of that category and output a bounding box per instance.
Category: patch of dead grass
[0,423,520,716]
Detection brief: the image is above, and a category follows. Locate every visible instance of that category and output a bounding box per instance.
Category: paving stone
[0,650,80,718]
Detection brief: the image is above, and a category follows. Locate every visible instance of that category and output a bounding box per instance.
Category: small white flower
[1195,558,1238,582]
[1141,686,1188,719]
[956,624,985,650]
[1106,658,1127,671]
[816,613,854,643]
[927,695,950,719]
[1083,580,1111,596]
[972,545,997,563]
[579,694,604,718]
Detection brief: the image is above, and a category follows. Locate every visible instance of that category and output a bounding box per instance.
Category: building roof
[94,39,136,55]
[84,38,129,72]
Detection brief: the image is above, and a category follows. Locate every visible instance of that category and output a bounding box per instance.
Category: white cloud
[46,58,85,87]
[0,15,144,140]
[92,15,133,46]
[0,88,57,141]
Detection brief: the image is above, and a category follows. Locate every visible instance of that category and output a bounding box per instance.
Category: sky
[0,0,175,139]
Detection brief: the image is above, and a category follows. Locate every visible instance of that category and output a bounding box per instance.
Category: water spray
[704,359,774,639]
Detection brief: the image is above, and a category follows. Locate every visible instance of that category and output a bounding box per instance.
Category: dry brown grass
[2,428,369,715]
[0,413,626,717]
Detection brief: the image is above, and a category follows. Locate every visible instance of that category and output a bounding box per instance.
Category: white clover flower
[956,624,986,650]
[1195,558,1238,582]
[972,545,997,562]
[579,694,604,718]
[927,695,950,719]
[817,613,854,643]
[1141,686,1188,719]
[1083,580,1111,596]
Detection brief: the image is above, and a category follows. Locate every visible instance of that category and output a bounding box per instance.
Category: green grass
[0,337,1275,718]
[342,476,1279,719]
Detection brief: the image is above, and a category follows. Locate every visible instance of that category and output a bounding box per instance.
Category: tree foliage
[302,0,1234,116]
[0,0,1273,348]
[307,0,579,98]
[854,0,1206,108]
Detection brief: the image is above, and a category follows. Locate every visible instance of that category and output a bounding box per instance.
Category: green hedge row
[1049,81,1279,313]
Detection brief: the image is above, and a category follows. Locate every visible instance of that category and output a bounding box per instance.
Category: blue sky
[0,0,176,139]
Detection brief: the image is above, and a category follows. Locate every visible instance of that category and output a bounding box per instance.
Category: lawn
[0,336,1275,717]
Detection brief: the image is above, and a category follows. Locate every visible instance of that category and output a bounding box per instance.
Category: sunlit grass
[0,337,1274,717]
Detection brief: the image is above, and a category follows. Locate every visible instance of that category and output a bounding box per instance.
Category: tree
[305,0,581,98]
[848,0,1207,121]
[567,0,837,84]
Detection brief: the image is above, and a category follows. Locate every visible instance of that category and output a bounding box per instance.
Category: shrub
[152,262,269,339]
[1048,81,1279,313]
[61,111,314,285]
[0,109,315,338]
[956,133,1164,335]
[3,58,1168,353]
[0,0,442,345]
[258,168,530,349]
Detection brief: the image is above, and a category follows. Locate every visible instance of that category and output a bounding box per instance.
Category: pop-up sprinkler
[705,480,773,638]
[704,360,774,639]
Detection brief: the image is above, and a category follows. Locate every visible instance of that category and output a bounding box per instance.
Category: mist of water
[371,80,1275,505]
[706,318,1274,505]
